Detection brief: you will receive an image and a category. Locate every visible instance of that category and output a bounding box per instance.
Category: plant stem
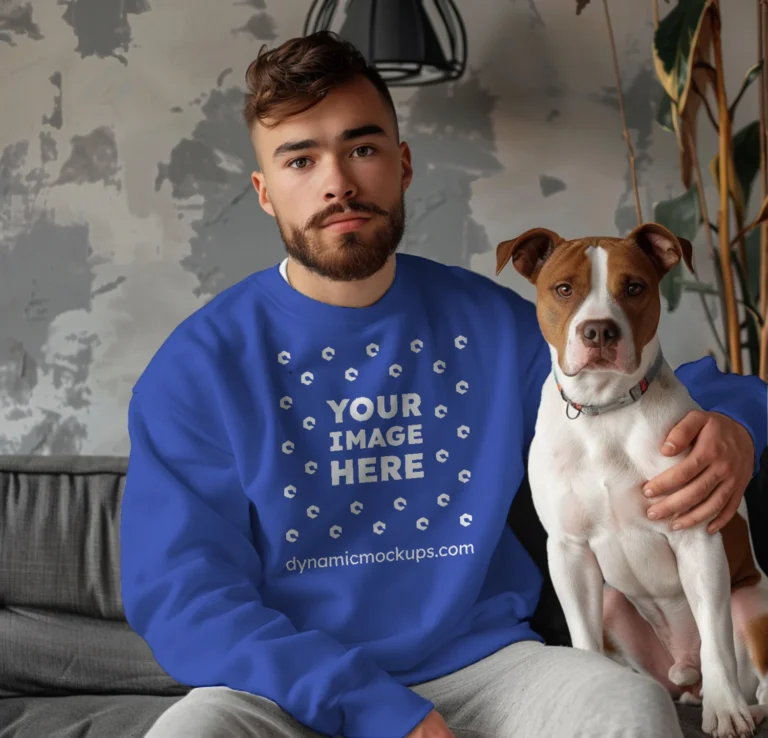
[731,252,763,372]
[734,213,749,275]
[730,219,760,246]
[692,79,719,132]
[711,7,743,373]
[603,0,642,226]
[759,0,768,378]
[653,0,659,29]
[688,127,730,364]
[694,60,718,88]
[678,277,762,326]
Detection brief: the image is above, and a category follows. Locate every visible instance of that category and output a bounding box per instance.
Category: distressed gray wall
[0,0,761,455]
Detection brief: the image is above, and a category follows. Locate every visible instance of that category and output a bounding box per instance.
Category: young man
[122,32,766,738]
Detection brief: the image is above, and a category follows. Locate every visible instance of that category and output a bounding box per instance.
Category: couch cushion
[0,607,189,698]
[0,456,127,618]
[0,455,190,697]
[0,693,182,738]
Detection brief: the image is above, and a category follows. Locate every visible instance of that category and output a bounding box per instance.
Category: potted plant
[578,0,768,378]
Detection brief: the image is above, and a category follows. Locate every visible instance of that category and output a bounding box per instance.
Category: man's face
[251,76,413,282]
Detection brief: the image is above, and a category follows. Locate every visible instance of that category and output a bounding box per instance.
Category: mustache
[306,200,389,230]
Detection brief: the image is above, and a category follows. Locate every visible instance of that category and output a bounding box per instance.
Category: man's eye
[289,157,310,169]
[353,146,374,157]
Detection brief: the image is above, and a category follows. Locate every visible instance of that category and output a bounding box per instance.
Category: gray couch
[0,454,766,738]
[0,455,188,738]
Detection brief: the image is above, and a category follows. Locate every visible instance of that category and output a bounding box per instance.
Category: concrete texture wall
[0,0,761,455]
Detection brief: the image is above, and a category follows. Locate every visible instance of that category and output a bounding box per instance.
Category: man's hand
[643,410,754,534]
[406,709,455,738]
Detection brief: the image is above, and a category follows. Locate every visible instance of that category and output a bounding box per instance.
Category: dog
[495,222,768,738]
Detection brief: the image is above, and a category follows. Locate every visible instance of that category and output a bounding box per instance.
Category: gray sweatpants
[144,640,684,738]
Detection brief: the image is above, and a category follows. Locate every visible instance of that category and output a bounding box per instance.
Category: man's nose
[323,160,358,202]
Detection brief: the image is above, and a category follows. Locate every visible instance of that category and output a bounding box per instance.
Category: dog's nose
[580,319,621,347]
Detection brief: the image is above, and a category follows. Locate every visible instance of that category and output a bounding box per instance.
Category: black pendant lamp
[303,0,467,87]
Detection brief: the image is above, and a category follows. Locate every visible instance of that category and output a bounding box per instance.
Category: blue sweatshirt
[121,253,767,738]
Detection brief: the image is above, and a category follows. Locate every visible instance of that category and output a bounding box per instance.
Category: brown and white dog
[496,222,768,738]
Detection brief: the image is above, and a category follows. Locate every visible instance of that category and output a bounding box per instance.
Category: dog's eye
[555,284,572,298]
[627,282,645,296]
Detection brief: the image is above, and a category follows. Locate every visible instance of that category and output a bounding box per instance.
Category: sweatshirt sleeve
[674,356,768,476]
[513,295,553,457]
[120,386,434,738]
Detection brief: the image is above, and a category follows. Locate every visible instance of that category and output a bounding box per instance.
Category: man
[122,31,766,738]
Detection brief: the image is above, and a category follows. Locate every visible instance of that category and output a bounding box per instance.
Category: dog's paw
[757,679,768,706]
[679,692,703,706]
[669,663,701,688]
[748,705,766,725]
[702,696,756,738]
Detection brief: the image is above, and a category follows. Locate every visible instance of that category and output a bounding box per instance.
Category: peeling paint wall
[0,1,760,455]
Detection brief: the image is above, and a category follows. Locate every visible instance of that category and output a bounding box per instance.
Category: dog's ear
[496,228,563,284]
[627,222,695,277]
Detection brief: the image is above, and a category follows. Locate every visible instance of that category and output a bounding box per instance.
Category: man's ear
[400,141,413,193]
[251,171,275,217]
[627,222,695,277]
[496,227,563,284]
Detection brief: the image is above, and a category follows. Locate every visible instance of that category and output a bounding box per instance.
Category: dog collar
[553,350,664,419]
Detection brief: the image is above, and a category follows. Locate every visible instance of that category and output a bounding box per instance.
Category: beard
[275,195,406,282]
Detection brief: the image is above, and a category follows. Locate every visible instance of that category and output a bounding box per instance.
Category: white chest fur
[528,362,699,600]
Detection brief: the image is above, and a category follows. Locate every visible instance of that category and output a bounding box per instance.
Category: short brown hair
[243,31,398,135]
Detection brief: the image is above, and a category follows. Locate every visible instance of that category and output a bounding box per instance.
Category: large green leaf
[734,121,761,215]
[729,62,764,119]
[709,120,761,224]
[575,0,591,14]
[745,227,761,302]
[652,0,714,109]
[656,89,675,133]
[653,185,703,241]
[653,185,703,312]
[676,280,718,295]
[660,261,684,311]
[660,262,684,312]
